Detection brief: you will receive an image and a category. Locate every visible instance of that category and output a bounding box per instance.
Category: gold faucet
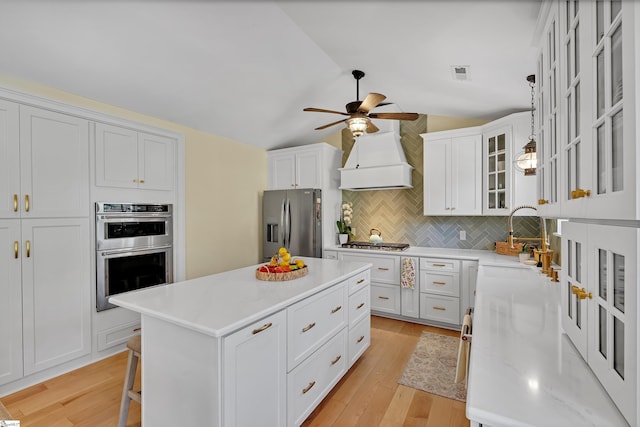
[507,205,548,252]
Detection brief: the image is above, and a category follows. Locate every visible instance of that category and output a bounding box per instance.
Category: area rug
[398,331,467,402]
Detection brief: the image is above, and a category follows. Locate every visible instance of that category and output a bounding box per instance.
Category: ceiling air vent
[451,65,470,81]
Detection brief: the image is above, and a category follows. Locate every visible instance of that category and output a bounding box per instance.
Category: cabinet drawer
[339,253,400,284]
[348,315,370,368]
[419,294,461,325]
[97,321,141,352]
[420,257,460,272]
[348,269,370,295]
[348,286,370,329]
[370,283,401,315]
[287,283,347,370]
[288,328,347,427]
[420,271,460,297]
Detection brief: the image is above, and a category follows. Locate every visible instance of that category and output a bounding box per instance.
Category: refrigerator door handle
[287,199,292,247]
[280,198,286,248]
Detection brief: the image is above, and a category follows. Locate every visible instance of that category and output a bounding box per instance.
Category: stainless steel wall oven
[96,202,173,311]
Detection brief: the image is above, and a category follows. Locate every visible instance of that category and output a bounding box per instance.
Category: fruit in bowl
[256,248,307,280]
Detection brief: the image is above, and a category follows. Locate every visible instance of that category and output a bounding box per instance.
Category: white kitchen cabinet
[462,260,478,311]
[95,122,175,191]
[419,257,461,326]
[268,143,339,190]
[400,256,420,319]
[482,113,537,215]
[21,218,91,375]
[0,220,22,386]
[0,105,89,219]
[370,283,401,315]
[223,310,287,427]
[422,128,482,216]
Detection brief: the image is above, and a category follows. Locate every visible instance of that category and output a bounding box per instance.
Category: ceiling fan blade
[358,93,386,113]
[303,107,349,116]
[366,121,379,133]
[368,112,419,121]
[315,118,347,130]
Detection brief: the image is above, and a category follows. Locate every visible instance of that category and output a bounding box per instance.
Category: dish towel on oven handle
[400,257,415,289]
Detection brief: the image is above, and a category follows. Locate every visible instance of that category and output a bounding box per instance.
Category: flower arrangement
[337,202,354,238]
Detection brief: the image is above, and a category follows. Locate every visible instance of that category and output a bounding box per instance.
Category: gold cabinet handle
[26,240,30,258]
[571,189,591,199]
[24,194,29,212]
[302,322,316,333]
[330,355,342,366]
[377,267,390,271]
[357,302,365,309]
[133,327,142,332]
[357,335,365,343]
[252,322,273,335]
[576,288,593,300]
[433,306,446,311]
[571,285,581,295]
[331,306,342,314]
[357,278,365,284]
[139,179,145,184]
[432,263,446,267]
[14,241,19,258]
[378,296,389,300]
[538,199,548,205]
[432,281,446,285]
[13,194,18,212]
[302,381,316,394]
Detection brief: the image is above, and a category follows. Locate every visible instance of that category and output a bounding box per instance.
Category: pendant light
[516,74,537,175]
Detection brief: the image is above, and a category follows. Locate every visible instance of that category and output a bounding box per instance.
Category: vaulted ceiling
[0,1,541,150]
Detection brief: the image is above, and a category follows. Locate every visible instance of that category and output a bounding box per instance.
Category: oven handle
[97,214,171,220]
[100,245,173,256]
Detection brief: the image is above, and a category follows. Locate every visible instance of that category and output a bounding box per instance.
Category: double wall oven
[96,202,173,311]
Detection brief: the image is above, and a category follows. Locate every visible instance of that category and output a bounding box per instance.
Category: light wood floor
[1,316,469,427]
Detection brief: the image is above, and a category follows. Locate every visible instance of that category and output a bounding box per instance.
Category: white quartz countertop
[467,264,628,426]
[109,257,371,338]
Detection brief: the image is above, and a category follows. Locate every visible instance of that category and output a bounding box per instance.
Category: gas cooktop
[341,241,410,251]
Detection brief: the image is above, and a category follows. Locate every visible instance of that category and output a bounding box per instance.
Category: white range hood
[339,129,413,191]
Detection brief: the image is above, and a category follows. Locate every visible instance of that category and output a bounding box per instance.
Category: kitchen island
[110,257,372,427]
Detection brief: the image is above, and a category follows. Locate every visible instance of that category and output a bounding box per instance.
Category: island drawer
[420,257,460,272]
[348,285,370,328]
[287,282,347,370]
[339,253,400,284]
[288,328,347,427]
[348,269,370,295]
[348,315,370,368]
[420,271,460,297]
[370,283,401,315]
[419,294,460,325]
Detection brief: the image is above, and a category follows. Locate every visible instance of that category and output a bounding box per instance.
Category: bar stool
[118,335,141,427]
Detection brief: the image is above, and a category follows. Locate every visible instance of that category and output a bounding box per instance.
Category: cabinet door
[0,100,20,219]
[451,134,482,215]
[0,220,23,385]
[269,153,296,190]
[223,310,287,427]
[95,123,139,189]
[423,137,450,215]
[21,218,91,375]
[20,106,89,218]
[483,126,511,215]
[138,132,175,190]
[400,257,419,318]
[295,149,321,189]
[561,222,588,359]
[587,225,637,426]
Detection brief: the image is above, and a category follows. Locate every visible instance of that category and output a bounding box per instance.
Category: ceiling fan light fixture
[346,117,369,138]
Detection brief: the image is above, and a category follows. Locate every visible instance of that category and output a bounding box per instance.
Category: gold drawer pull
[133,178,138,183]
[140,179,145,184]
[14,241,19,258]
[432,263,446,267]
[357,335,365,343]
[330,355,342,366]
[13,194,18,212]
[433,306,446,311]
[25,194,30,212]
[432,281,446,285]
[133,327,142,332]
[252,322,273,335]
[302,381,316,394]
[377,267,390,271]
[331,306,342,314]
[378,296,389,300]
[538,199,548,205]
[357,278,365,284]
[302,322,316,333]
[357,302,365,309]
[26,240,30,258]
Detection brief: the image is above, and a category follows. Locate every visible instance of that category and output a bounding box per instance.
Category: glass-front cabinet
[561,221,588,359]
[484,126,509,214]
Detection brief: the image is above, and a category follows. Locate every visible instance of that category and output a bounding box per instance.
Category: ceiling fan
[303,70,419,137]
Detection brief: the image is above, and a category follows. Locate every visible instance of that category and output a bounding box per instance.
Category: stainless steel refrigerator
[263,189,322,261]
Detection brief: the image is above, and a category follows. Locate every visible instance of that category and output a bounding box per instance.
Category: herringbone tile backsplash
[340,115,541,250]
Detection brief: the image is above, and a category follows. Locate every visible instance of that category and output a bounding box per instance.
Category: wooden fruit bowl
[256,266,308,281]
